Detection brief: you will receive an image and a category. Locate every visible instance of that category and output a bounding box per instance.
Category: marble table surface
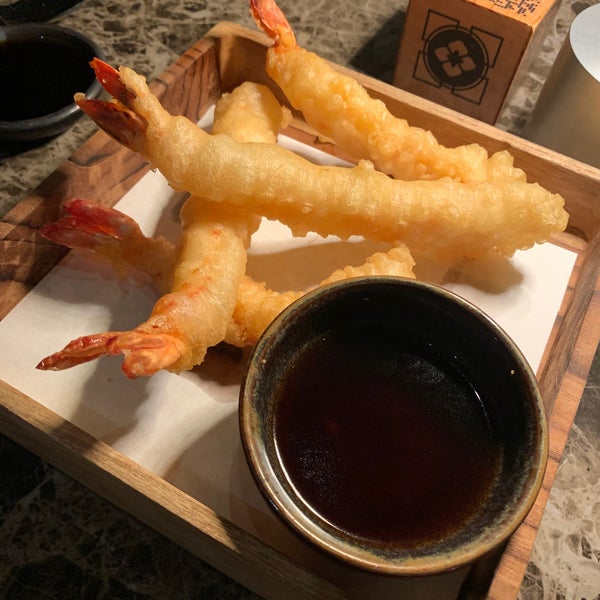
[1,0,599,598]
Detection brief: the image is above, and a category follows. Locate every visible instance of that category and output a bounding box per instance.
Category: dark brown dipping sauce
[0,37,94,121]
[274,330,503,548]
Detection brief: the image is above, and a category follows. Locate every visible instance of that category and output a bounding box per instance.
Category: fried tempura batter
[227,245,416,347]
[250,0,525,184]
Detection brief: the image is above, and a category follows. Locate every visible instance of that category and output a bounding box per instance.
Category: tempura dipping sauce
[0,24,104,143]
[273,330,502,548]
[240,277,548,575]
[0,35,94,121]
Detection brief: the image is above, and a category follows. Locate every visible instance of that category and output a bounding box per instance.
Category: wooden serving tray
[1,22,600,599]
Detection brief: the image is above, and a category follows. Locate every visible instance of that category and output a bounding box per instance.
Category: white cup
[523,4,600,168]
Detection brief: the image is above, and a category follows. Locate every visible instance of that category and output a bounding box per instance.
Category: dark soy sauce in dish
[274,329,503,547]
[0,37,94,121]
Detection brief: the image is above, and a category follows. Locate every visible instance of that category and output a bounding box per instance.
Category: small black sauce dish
[239,276,548,576]
[0,23,105,145]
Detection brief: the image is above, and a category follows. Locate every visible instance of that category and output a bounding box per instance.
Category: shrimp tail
[250,0,296,49]
[40,198,176,292]
[40,198,143,250]
[74,94,147,152]
[89,58,137,106]
[37,330,187,378]
[36,333,121,371]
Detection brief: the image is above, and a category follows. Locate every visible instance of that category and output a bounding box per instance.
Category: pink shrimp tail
[74,59,146,150]
[89,58,137,106]
[74,94,146,151]
[40,198,141,249]
[115,331,186,377]
[249,0,295,48]
[36,332,120,371]
[37,330,186,378]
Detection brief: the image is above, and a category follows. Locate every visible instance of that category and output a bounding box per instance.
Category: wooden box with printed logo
[393,0,558,123]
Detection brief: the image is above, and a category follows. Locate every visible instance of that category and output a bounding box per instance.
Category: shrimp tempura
[76,60,568,262]
[40,198,416,355]
[38,82,284,376]
[227,245,416,347]
[39,83,416,375]
[250,0,524,183]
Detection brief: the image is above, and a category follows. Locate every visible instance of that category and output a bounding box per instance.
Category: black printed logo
[424,27,487,89]
[412,11,503,105]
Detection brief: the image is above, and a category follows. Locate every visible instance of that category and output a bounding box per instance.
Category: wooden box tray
[1,22,600,599]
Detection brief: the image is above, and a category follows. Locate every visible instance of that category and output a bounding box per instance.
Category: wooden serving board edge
[480,235,600,598]
[0,381,344,600]
[1,21,599,599]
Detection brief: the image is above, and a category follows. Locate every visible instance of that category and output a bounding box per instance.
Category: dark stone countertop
[1,0,599,598]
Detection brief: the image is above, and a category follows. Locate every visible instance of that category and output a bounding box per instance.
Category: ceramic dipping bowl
[0,23,105,143]
[239,277,548,576]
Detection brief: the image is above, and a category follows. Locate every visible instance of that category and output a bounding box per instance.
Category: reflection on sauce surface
[274,330,503,547]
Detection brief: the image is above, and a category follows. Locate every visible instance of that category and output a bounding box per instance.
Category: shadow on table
[350,10,407,84]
